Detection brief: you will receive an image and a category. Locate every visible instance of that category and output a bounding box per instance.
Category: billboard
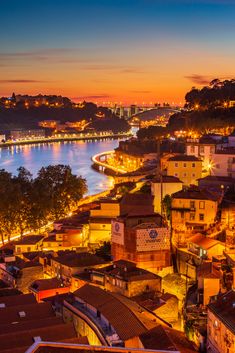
[136,227,170,252]
[111,220,124,245]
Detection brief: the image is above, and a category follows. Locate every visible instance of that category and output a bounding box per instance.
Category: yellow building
[89,198,120,244]
[207,290,235,353]
[151,175,183,214]
[162,155,202,186]
[171,186,219,246]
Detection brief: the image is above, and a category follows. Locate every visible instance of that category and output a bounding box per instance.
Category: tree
[162,194,171,221]
[34,165,87,221]
[13,167,33,238]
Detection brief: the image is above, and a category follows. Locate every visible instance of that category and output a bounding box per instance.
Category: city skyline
[1,0,235,104]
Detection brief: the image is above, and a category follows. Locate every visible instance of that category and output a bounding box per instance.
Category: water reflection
[0,139,121,195]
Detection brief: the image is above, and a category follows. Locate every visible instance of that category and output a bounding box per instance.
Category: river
[0,138,122,195]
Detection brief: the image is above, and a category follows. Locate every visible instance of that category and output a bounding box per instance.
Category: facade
[49,252,107,285]
[151,175,183,214]
[162,155,202,186]
[14,235,44,255]
[186,137,217,172]
[171,186,219,246]
[210,149,235,178]
[29,278,70,302]
[89,198,120,244]
[9,129,45,141]
[111,213,171,274]
[207,290,235,353]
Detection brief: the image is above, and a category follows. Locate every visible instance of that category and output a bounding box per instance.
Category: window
[190,201,195,209]
[199,213,204,221]
[183,163,187,167]
[175,163,178,167]
[199,146,204,153]
[17,247,21,253]
[181,212,184,219]
[192,173,196,177]
[174,173,178,177]
[192,163,195,168]
[216,164,220,169]
[183,173,187,177]
[199,201,205,209]
[27,247,31,252]
[190,213,195,221]
[210,146,214,154]
[190,146,195,153]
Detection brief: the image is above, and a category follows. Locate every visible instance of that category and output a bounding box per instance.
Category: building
[187,234,225,260]
[14,235,44,255]
[132,291,179,325]
[9,129,45,141]
[29,278,70,302]
[111,212,171,274]
[210,148,235,178]
[89,198,121,244]
[151,175,183,214]
[63,284,162,347]
[24,339,197,353]
[49,251,107,285]
[0,293,80,353]
[207,290,235,353]
[71,260,162,297]
[171,186,219,246]
[162,155,202,186]
[197,262,221,306]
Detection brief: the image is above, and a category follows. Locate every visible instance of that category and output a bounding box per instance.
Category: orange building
[111,213,171,274]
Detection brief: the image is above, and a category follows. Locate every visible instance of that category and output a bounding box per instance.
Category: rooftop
[208,290,235,334]
[172,186,220,201]
[15,235,44,245]
[168,155,200,162]
[97,260,160,282]
[188,234,222,250]
[30,278,66,292]
[152,175,183,183]
[52,252,107,268]
[72,284,153,341]
[0,293,36,308]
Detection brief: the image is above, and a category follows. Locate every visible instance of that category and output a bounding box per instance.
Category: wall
[151,181,183,213]
[167,160,202,186]
[16,265,43,293]
[207,309,235,353]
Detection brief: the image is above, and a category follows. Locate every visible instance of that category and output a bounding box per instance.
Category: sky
[0,0,235,105]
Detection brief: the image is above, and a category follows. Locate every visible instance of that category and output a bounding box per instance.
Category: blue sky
[1,0,235,103]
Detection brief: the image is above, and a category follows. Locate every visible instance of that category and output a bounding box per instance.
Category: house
[132,291,179,325]
[29,278,70,302]
[63,284,162,347]
[188,234,225,260]
[211,148,235,178]
[197,262,221,306]
[151,175,183,214]
[71,260,162,297]
[14,235,44,255]
[207,290,235,353]
[49,251,107,285]
[171,186,220,246]
[162,155,202,186]
[0,293,81,353]
[111,212,171,274]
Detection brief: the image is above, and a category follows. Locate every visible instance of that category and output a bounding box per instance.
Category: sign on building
[136,227,170,252]
[111,221,124,245]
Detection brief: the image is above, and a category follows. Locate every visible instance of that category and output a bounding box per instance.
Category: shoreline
[0,131,133,148]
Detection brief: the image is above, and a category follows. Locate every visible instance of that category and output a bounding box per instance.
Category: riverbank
[0,131,133,148]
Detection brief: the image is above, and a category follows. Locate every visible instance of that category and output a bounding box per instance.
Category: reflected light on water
[0,139,122,195]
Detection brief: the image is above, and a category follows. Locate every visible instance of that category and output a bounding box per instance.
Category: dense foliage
[0,165,87,244]
[185,79,235,108]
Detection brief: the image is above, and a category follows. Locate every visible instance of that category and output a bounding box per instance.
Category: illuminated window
[199,201,205,209]
[199,213,204,221]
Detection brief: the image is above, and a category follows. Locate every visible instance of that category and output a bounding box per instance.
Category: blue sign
[149,229,158,239]
[115,223,120,232]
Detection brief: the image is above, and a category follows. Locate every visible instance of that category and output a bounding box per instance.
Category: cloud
[185,74,235,85]
[0,79,47,83]
[184,74,212,85]
[72,94,112,100]
[130,90,152,94]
